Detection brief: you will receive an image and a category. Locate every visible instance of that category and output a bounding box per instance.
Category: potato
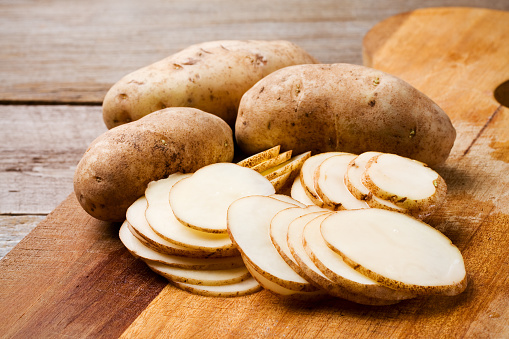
[73,107,234,222]
[235,63,456,167]
[103,40,319,129]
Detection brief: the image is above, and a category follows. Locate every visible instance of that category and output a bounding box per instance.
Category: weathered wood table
[1,1,509,338]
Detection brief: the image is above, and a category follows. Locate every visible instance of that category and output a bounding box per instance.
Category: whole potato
[102,40,318,129]
[74,107,234,222]
[235,63,456,167]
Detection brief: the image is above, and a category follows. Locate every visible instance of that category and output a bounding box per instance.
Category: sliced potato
[314,153,369,211]
[320,209,467,296]
[270,206,326,269]
[237,145,281,168]
[261,151,311,181]
[290,176,315,206]
[244,258,327,300]
[252,150,292,173]
[145,174,237,253]
[172,276,262,297]
[227,195,317,292]
[119,221,244,269]
[299,152,344,207]
[362,153,447,213]
[344,151,382,200]
[303,213,415,301]
[269,194,307,208]
[287,214,399,306]
[146,261,251,286]
[126,197,232,258]
[270,171,292,193]
[170,163,275,233]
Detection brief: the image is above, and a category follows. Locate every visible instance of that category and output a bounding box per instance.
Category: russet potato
[103,40,318,129]
[73,107,234,222]
[235,63,456,167]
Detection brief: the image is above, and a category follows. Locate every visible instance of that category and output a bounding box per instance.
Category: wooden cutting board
[1,7,508,338]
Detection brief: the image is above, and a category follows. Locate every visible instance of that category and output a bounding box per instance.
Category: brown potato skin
[74,108,234,222]
[103,40,319,129]
[235,63,456,167]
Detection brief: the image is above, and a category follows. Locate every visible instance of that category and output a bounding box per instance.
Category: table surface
[2,1,509,263]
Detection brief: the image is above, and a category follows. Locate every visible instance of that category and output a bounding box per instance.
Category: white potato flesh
[244,259,326,299]
[145,175,236,251]
[344,151,382,200]
[320,209,467,295]
[299,152,343,206]
[227,195,315,291]
[126,197,234,258]
[303,213,415,301]
[172,276,262,297]
[290,176,315,206]
[366,194,407,212]
[146,261,251,286]
[119,222,244,270]
[362,153,446,210]
[287,214,399,306]
[270,207,326,268]
[237,145,280,168]
[314,153,369,210]
[261,151,311,181]
[170,163,275,233]
[269,194,307,207]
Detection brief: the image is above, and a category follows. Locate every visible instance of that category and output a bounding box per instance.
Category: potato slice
[145,174,237,253]
[314,153,369,211]
[270,206,326,269]
[170,163,275,233]
[252,150,292,173]
[362,153,447,212]
[290,176,315,206]
[299,152,344,207]
[344,151,382,200]
[237,145,280,168]
[172,276,262,298]
[119,221,244,270]
[287,213,399,306]
[126,197,233,258]
[261,151,311,181]
[146,261,251,286]
[227,195,317,292]
[269,194,307,208]
[269,171,292,193]
[320,209,467,295]
[303,213,415,301]
[244,258,327,300]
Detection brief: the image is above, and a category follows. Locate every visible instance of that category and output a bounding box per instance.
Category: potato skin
[74,108,234,222]
[102,40,318,129]
[235,63,456,167]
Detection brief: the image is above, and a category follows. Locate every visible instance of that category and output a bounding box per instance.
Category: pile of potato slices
[120,147,467,303]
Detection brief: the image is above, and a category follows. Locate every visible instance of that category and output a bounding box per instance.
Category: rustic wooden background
[1,0,508,258]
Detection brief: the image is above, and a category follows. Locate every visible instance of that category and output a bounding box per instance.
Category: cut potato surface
[290,176,315,206]
[314,153,369,211]
[237,145,280,168]
[303,213,415,301]
[269,194,307,208]
[252,150,292,173]
[299,152,343,206]
[261,151,311,181]
[145,175,236,252]
[227,195,316,292]
[172,276,262,298]
[126,197,235,258]
[146,261,251,286]
[170,163,275,233]
[270,207,326,268]
[270,171,292,193]
[119,222,244,270]
[362,153,447,211]
[344,151,382,200]
[320,209,467,295]
[244,258,327,299]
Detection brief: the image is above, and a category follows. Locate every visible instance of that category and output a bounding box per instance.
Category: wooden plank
[0,194,168,338]
[2,0,509,103]
[0,216,45,258]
